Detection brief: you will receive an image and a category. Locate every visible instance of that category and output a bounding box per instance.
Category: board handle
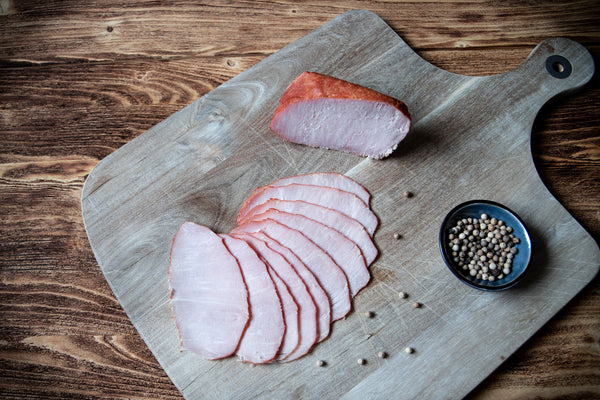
[512,37,595,99]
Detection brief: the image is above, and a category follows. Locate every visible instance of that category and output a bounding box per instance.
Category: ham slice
[236,233,318,360]
[270,71,411,159]
[236,183,378,236]
[244,199,378,265]
[268,269,300,361]
[220,234,285,364]
[240,172,371,207]
[232,219,352,321]
[250,231,331,343]
[249,209,370,296]
[168,222,249,360]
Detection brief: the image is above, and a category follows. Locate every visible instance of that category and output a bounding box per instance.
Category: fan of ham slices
[168,172,378,363]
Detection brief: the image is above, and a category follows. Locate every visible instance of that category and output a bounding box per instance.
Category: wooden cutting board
[81,9,599,400]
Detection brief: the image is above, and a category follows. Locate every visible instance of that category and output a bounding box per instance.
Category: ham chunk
[270,71,411,159]
[220,234,285,364]
[168,222,249,360]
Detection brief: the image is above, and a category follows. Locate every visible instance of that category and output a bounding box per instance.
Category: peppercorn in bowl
[439,200,532,291]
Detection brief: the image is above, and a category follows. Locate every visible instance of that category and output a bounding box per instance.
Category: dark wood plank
[1,1,599,63]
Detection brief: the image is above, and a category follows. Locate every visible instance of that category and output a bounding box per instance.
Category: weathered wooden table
[1,1,598,399]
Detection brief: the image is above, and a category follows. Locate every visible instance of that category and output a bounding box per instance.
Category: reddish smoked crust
[270,71,411,126]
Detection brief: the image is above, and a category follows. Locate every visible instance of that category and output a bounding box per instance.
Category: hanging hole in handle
[545,55,572,79]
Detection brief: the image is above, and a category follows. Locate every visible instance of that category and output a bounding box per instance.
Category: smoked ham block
[168,172,379,363]
[270,71,411,159]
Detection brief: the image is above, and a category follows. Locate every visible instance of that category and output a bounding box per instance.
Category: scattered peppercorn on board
[81,9,599,400]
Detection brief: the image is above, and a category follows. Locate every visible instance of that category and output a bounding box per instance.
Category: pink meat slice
[267,268,300,361]
[244,199,378,265]
[237,183,378,236]
[249,209,370,296]
[241,172,370,206]
[250,231,331,343]
[237,234,318,360]
[168,222,249,360]
[220,234,285,364]
[232,219,351,322]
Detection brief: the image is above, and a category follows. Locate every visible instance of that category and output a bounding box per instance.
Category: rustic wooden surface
[1,1,599,399]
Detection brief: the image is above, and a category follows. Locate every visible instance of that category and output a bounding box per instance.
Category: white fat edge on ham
[168,222,249,360]
[219,234,285,364]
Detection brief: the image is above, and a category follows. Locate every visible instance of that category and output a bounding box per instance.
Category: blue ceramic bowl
[439,200,532,291]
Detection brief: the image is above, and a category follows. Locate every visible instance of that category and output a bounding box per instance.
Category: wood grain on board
[1,1,599,399]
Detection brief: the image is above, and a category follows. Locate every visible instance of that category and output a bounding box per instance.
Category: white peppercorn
[447,213,521,282]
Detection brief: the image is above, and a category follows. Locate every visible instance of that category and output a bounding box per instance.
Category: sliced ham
[168,222,249,360]
[232,219,352,322]
[244,199,378,265]
[270,71,411,159]
[220,234,285,364]
[236,183,378,236]
[249,209,370,297]
[237,233,318,360]
[250,231,332,343]
[240,172,370,208]
[267,269,300,361]
[169,172,380,363]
